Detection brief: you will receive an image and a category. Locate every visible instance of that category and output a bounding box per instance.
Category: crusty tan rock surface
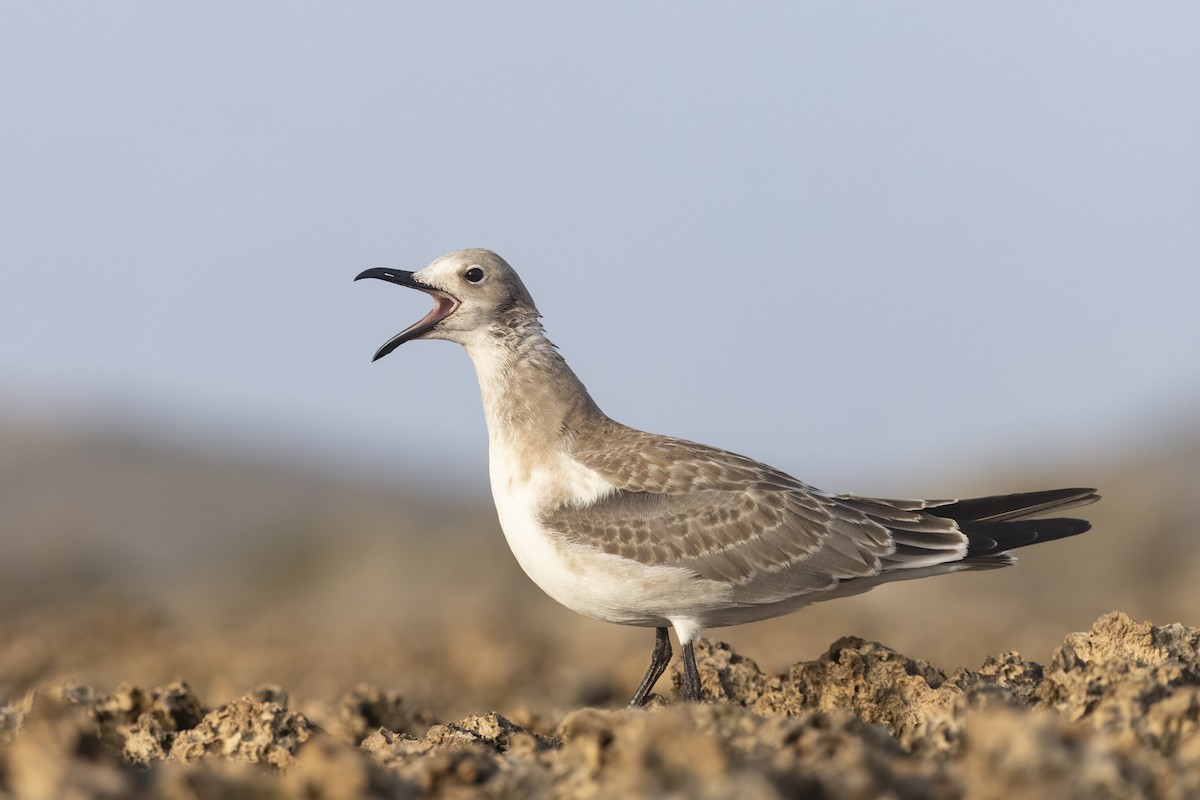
[2,612,1197,799]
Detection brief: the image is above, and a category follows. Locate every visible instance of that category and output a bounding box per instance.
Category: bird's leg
[680,640,702,702]
[627,627,672,708]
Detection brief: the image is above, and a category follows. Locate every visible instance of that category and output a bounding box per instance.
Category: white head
[356,248,539,360]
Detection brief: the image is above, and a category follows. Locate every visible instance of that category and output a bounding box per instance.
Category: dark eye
[464,267,484,283]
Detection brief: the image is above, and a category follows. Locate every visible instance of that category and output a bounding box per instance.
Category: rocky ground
[2,422,1198,798]
[3,612,1198,799]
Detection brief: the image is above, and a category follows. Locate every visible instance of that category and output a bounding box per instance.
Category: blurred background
[2,3,1198,718]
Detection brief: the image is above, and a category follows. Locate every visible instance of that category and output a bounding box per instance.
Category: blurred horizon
[2,380,1199,499]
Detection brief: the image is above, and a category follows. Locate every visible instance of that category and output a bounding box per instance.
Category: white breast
[487,438,732,631]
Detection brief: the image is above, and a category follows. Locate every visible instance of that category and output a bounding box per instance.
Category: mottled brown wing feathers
[543,421,911,603]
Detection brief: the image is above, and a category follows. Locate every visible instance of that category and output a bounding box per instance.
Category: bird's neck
[466,316,605,457]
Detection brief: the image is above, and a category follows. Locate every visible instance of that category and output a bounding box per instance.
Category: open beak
[354,268,460,361]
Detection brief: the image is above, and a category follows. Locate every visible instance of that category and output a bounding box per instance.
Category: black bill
[354,268,459,361]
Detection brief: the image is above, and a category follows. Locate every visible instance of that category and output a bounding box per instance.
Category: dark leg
[627,627,672,708]
[680,640,702,702]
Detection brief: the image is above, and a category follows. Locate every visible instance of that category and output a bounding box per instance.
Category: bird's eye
[464,267,485,283]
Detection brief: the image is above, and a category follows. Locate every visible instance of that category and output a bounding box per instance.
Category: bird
[355,248,1098,707]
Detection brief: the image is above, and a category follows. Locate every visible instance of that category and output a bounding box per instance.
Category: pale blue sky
[2,3,1198,492]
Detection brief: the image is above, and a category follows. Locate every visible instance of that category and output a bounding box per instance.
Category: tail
[924,487,1099,560]
[786,487,1099,609]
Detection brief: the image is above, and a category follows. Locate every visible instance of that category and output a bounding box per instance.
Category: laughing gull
[356,249,1098,707]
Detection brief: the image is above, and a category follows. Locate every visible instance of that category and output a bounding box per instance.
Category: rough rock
[168,685,318,769]
[329,683,437,745]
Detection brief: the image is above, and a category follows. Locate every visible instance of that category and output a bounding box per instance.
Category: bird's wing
[544,422,965,604]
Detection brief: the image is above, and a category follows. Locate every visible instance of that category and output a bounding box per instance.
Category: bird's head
[355,248,538,360]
